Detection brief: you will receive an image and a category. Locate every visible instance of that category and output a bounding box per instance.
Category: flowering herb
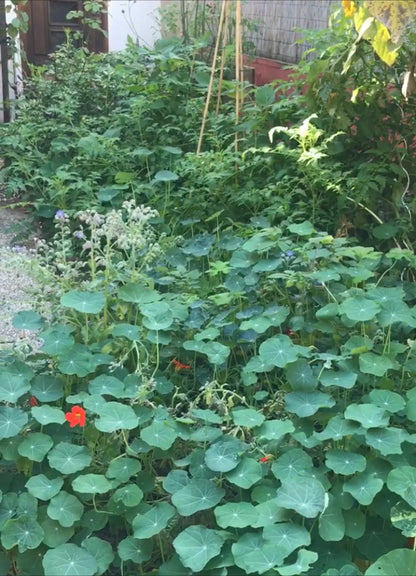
[172,358,191,371]
[54,210,67,221]
[65,405,86,428]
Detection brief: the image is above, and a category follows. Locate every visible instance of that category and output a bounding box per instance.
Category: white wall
[107,0,161,51]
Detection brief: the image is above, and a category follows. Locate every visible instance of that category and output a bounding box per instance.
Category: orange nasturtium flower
[342,0,356,17]
[65,405,86,428]
[172,358,191,371]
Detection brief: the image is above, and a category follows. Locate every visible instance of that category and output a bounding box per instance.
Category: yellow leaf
[365,0,416,44]
[372,22,399,66]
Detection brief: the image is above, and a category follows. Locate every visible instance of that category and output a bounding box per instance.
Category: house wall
[0,0,21,122]
[107,0,161,51]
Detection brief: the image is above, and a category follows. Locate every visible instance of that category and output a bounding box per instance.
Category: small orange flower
[172,358,191,371]
[29,396,39,407]
[259,456,272,463]
[342,0,356,18]
[65,405,86,428]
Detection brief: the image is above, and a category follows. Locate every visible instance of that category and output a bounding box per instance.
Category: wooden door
[21,0,108,67]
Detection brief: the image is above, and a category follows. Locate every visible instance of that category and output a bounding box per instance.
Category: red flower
[29,396,39,407]
[65,405,86,428]
[172,358,191,371]
[259,456,272,463]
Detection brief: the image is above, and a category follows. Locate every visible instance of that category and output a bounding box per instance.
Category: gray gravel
[0,205,41,350]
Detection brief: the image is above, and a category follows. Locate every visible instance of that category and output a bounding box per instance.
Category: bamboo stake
[216,0,231,114]
[197,0,227,154]
[235,0,242,152]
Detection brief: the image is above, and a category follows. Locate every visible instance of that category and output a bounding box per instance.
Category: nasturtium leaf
[0,407,28,438]
[340,297,379,322]
[159,554,193,576]
[376,299,411,327]
[226,457,263,489]
[81,537,114,576]
[288,221,315,236]
[253,501,289,527]
[190,408,222,424]
[344,403,389,428]
[0,372,30,403]
[57,346,96,377]
[118,284,161,304]
[232,532,285,574]
[205,436,246,472]
[189,426,222,442]
[112,323,141,340]
[16,493,37,518]
[344,508,366,539]
[80,510,108,532]
[276,477,326,518]
[271,448,314,482]
[391,501,416,537]
[40,324,75,355]
[72,474,112,494]
[319,496,345,541]
[285,359,316,391]
[41,518,74,548]
[95,402,139,432]
[61,290,105,314]
[26,474,63,501]
[316,415,361,441]
[215,502,258,528]
[259,335,299,367]
[141,419,177,450]
[118,536,153,563]
[319,370,357,389]
[172,478,225,516]
[387,466,416,509]
[344,473,383,505]
[12,310,44,330]
[173,525,224,572]
[232,407,265,428]
[263,522,311,558]
[244,355,274,373]
[132,502,176,538]
[48,442,92,474]
[183,340,230,365]
[31,374,64,401]
[43,543,97,576]
[106,457,141,482]
[365,427,404,455]
[256,419,295,442]
[18,432,53,462]
[240,315,274,333]
[112,484,143,507]
[141,301,173,330]
[285,391,335,417]
[359,352,395,376]
[365,549,416,576]
[154,169,179,182]
[1,517,44,552]
[325,450,367,475]
[278,549,319,576]
[83,394,106,413]
[88,374,124,397]
[368,389,405,413]
[47,491,84,527]
[32,405,66,426]
[163,470,190,494]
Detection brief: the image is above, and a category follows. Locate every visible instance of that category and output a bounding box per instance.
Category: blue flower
[284,250,295,258]
[55,210,67,220]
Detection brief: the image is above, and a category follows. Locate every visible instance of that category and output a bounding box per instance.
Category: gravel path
[0,204,40,350]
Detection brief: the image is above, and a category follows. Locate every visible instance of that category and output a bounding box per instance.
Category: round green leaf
[232,408,265,428]
[318,497,345,542]
[205,436,246,472]
[288,221,315,235]
[113,484,143,507]
[183,340,230,365]
[319,370,357,389]
[365,427,405,456]
[132,502,176,538]
[278,549,318,576]
[232,532,286,574]
[43,543,97,576]
[1,517,44,552]
[253,501,289,528]
[118,536,153,563]
[285,391,335,417]
[47,492,84,527]
[25,474,64,501]
[88,375,124,397]
[31,374,64,401]
[263,522,311,558]
[163,470,190,494]
[72,474,113,494]
[141,301,174,330]
[387,466,416,509]
[259,335,299,367]
[0,407,28,438]
[0,372,30,402]
[60,291,105,314]
[365,549,416,576]
[12,310,44,330]
[18,432,53,462]
[41,518,74,547]
[391,501,416,537]
[48,442,92,474]
[256,419,295,442]
[285,359,317,391]
[95,402,139,432]
[172,478,225,516]
[118,284,161,304]
[106,457,141,482]
[57,346,96,377]
[344,403,389,428]
[31,405,66,426]
[340,297,379,322]
[276,477,326,518]
[271,448,314,482]
[369,390,405,413]
[112,323,141,341]
[81,537,114,576]
[359,353,395,377]
[344,508,366,539]
[226,457,263,489]
[344,473,383,505]
[325,450,367,475]
[141,419,177,450]
[40,325,75,355]
[316,415,361,441]
[154,169,179,182]
[173,525,224,573]
[215,502,259,528]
